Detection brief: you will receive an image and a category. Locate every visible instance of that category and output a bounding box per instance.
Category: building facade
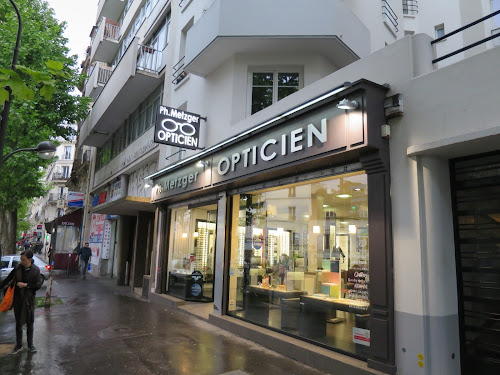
[78,1,500,374]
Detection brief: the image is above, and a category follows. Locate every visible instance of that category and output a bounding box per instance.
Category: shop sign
[67,191,85,207]
[36,224,43,230]
[154,106,202,150]
[92,190,108,207]
[101,220,112,260]
[110,176,127,202]
[211,103,351,185]
[151,165,205,201]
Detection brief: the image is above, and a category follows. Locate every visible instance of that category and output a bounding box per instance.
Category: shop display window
[227,172,370,357]
[167,204,217,301]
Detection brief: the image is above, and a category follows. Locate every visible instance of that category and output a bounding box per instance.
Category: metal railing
[382,0,399,33]
[104,21,120,41]
[97,65,113,85]
[402,0,418,15]
[137,44,162,74]
[172,56,188,85]
[52,173,69,180]
[431,9,500,64]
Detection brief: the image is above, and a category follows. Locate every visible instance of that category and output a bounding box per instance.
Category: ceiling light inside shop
[277,227,284,233]
[322,204,329,207]
[336,194,352,198]
[340,221,348,225]
[349,225,357,234]
[182,233,188,238]
[304,214,310,218]
[353,188,362,191]
[313,226,321,234]
[193,232,199,238]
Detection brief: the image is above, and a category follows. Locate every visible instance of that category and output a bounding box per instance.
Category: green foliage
[16,199,33,237]
[0,0,91,211]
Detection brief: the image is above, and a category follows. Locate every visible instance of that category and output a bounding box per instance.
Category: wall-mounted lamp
[196,160,210,168]
[337,98,359,110]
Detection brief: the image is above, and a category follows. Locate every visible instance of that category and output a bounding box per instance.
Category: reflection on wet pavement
[0,275,327,375]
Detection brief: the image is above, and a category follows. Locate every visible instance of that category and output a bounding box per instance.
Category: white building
[78,1,500,374]
[28,129,77,251]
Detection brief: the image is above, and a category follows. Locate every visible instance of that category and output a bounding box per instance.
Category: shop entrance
[451,152,500,374]
[166,203,217,301]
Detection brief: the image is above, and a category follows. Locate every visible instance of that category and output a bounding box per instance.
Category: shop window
[250,70,301,115]
[166,204,218,301]
[227,172,370,357]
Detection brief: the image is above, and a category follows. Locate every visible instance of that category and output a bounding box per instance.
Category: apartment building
[78,1,500,374]
[28,132,77,254]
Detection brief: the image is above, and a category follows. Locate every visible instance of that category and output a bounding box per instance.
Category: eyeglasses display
[227,171,370,357]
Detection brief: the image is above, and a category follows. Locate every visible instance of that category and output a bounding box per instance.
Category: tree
[0,0,91,256]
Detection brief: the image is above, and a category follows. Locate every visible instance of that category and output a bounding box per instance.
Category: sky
[46,0,100,65]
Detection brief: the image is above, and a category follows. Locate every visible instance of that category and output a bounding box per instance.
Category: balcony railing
[402,0,418,15]
[52,173,69,180]
[104,21,120,41]
[172,56,188,85]
[432,9,500,63]
[97,65,113,85]
[82,149,92,162]
[137,44,162,74]
[382,0,399,33]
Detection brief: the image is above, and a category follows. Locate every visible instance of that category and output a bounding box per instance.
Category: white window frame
[64,146,72,160]
[247,66,303,116]
[435,24,445,39]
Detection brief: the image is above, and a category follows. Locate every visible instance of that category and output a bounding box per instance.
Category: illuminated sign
[154,106,202,150]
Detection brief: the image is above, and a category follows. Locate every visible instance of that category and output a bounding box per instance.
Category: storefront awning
[91,196,154,215]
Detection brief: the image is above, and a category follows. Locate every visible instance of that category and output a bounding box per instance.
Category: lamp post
[1,141,57,164]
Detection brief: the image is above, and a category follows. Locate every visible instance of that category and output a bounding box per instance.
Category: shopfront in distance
[149,80,395,373]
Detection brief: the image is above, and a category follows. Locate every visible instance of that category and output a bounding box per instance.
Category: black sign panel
[154,106,202,150]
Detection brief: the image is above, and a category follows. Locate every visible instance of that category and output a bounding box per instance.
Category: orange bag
[0,284,15,312]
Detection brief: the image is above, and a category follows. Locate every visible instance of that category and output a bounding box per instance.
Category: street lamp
[1,141,57,164]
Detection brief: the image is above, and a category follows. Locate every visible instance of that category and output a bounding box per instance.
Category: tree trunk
[0,208,17,257]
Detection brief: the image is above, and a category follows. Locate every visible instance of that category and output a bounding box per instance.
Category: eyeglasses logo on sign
[154,106,201,150]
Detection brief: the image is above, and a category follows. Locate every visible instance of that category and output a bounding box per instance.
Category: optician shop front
[148,80,395,374]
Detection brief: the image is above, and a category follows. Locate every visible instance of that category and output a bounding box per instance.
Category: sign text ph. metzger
[154,106,202,150]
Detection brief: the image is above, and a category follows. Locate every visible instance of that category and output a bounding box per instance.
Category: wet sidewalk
[0,274,327,375]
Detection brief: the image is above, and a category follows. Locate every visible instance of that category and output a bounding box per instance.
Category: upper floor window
[493,0,500,27]
[64,146,72,160]
[250,70,300,115]
[435,24,445,39]
[62,166,70,179]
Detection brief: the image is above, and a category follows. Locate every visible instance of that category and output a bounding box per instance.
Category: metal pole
[0,0,22,173]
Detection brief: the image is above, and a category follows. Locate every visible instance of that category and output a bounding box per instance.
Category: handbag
[0,284,15,312]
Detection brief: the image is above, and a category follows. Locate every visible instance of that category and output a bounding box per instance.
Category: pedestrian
[24,240,30,251]
[0,250,43,354]
[77,242,92,279]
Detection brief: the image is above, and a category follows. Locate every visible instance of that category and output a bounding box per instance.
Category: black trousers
[16,320,34,347]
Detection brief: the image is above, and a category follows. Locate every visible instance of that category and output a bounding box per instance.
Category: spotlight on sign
[337,98,359,110]
[196,160,210,168]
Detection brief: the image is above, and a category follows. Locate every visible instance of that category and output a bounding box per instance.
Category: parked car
[1,254,50,285]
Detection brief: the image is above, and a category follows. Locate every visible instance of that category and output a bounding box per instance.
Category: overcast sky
[46,0,100,64]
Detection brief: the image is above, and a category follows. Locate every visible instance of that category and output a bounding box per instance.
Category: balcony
[184,0,370,77]
[90,17,121,64]
[52,173,69,181]
[80,37,164,147]
[97,0,127,22]
[85,62,113,99]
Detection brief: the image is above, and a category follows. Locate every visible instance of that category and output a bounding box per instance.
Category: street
[0,274,327,375]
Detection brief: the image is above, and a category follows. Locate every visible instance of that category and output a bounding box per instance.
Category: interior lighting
[337,98,359,110]
[193,232,199,238]
[277,227,284,233]
[182,233,188,238]
[304,214,310,218]
[313,226,321,234]
[349,225,357,234]
[336,194,352,198]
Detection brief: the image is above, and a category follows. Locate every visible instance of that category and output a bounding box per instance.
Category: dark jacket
[78,246,92,262]
[0,262,42,324]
